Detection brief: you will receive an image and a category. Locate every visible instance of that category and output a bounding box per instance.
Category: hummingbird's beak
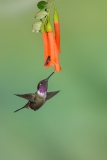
[46,72,54,80]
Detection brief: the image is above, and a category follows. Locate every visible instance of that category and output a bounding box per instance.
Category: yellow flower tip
[54,9,59,22]
[41,22,45,33]
[46,22,52,32]
[46,16,53,32]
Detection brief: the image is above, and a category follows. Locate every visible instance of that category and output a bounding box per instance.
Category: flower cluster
[32,0,62,72]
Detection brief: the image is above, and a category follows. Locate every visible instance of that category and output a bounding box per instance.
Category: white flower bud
[32,21,42,31]
[35,10,48,19]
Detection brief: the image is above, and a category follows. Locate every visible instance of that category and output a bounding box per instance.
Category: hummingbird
[14,72,60,113]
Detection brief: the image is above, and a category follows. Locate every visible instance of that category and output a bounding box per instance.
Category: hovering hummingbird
[14,72,60,113]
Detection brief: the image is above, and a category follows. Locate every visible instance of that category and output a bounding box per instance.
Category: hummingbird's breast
[28,92,46,111]
[37,90,47,99]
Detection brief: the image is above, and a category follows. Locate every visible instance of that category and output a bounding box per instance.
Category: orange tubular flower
[54,8,61,54]
[33,1,62,72]
[46,17,56,66]
[54,42,62,72]
[41,23,50,67]
[48,31,56,65]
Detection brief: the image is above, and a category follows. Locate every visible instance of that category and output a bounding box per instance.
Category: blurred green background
[0,0,107,160]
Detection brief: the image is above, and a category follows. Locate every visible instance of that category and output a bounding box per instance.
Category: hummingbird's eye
[40,81,43,85]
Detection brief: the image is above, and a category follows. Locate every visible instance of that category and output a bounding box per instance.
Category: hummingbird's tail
[14,104,27,113]
[14,106,25,113]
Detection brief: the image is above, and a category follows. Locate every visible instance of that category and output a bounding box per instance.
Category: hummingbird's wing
[14,93,35,102]
[46,91,60,101]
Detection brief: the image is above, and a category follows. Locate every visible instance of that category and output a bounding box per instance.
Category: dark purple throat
[39,86,46,93]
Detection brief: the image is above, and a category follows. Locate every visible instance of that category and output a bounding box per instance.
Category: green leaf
[37,1,47,9]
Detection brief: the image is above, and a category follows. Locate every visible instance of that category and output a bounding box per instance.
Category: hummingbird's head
[37,72,54,93]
